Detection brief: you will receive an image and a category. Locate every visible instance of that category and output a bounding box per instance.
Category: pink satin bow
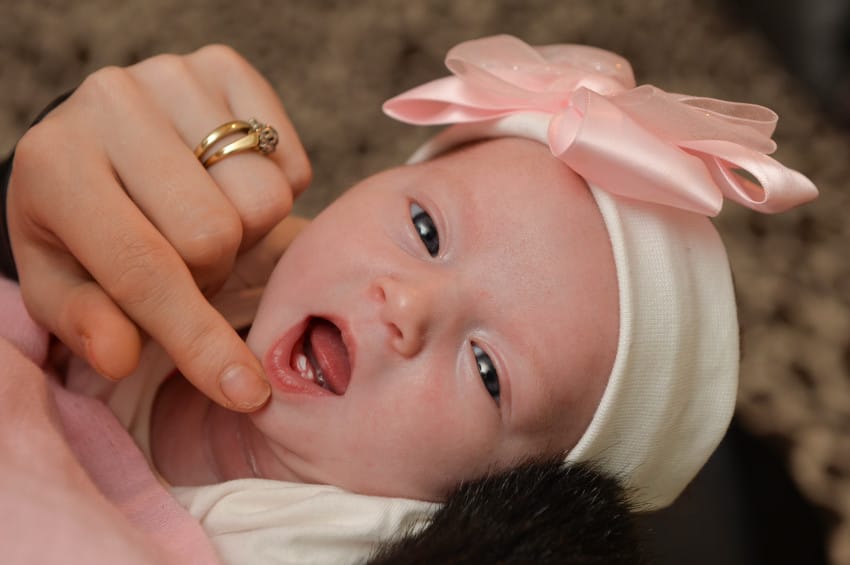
[383,35,817,215]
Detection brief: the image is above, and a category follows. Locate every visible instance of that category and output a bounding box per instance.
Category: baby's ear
[366,458,647,565]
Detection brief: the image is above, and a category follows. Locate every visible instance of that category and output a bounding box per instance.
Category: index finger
[45,162,270,411]
[107,218,270,411]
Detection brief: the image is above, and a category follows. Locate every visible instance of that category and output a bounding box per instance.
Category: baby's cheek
[391,398,500,483]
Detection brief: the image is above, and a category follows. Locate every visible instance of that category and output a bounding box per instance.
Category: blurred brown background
[1,1,848,563]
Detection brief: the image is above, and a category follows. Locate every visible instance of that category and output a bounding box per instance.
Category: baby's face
[244,138,619,501]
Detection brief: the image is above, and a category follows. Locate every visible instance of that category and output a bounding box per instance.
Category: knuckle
[288,158,313,195]
[78,66,133,105]
[194,44,248,73]
[179,214,243,270]
[136,53,190,84]
[172,322,215,368]
[75,66,143,122]
[166,313,237,382]
[242,188,292,237]
[142,52,183,72]
[13,123,49,174]
[15,120,58,165]
[107,236,177,309]
[11,123,60,208]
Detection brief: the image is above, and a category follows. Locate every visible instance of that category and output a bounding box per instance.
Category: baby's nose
[372,275,439,357]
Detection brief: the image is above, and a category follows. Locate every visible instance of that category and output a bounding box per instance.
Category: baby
[3,35,818,563]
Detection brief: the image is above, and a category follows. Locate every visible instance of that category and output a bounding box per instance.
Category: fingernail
[220,365,271,410]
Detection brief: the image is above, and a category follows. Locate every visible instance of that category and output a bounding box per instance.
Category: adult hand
[7,45,312,411]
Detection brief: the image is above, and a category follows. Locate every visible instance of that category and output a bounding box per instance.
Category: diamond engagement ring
[194,118,279,168]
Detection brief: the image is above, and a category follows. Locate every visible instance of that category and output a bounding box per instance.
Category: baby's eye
[410,202,440,257]
[472,343,500,403]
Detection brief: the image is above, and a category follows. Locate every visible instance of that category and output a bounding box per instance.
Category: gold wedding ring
[194,118,279,168]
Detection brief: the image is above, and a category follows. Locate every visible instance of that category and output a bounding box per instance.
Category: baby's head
[240,35,817,510]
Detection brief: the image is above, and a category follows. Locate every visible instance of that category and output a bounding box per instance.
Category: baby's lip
[264,315,355,397]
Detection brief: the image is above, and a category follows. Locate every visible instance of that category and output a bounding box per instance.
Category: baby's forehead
[413,138,602,246]
[403,138,611,288]
[408,139,569,203]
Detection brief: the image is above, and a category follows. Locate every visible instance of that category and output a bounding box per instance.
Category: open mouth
[289,317,351,395]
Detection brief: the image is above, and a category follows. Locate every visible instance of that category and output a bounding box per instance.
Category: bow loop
[610,86,778,154]
[549,89,725,215]
[384,35,636,121]
[446,35,633,100]
[680,140,819,213]
[383,34,817,215]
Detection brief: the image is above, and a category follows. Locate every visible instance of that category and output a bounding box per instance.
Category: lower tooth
[295,353,314,381]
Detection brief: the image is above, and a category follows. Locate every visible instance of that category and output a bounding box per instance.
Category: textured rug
[2,1,849,562]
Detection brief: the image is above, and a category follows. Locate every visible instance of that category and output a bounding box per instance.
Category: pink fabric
[0,277,49,364]
[383,34,818,216]
[0,278,218,564]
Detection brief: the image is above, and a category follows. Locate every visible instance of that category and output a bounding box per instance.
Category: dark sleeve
[1,90,76,281]
[0,152,17,280]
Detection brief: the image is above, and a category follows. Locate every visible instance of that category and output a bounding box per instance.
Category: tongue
[308,319,351,395]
